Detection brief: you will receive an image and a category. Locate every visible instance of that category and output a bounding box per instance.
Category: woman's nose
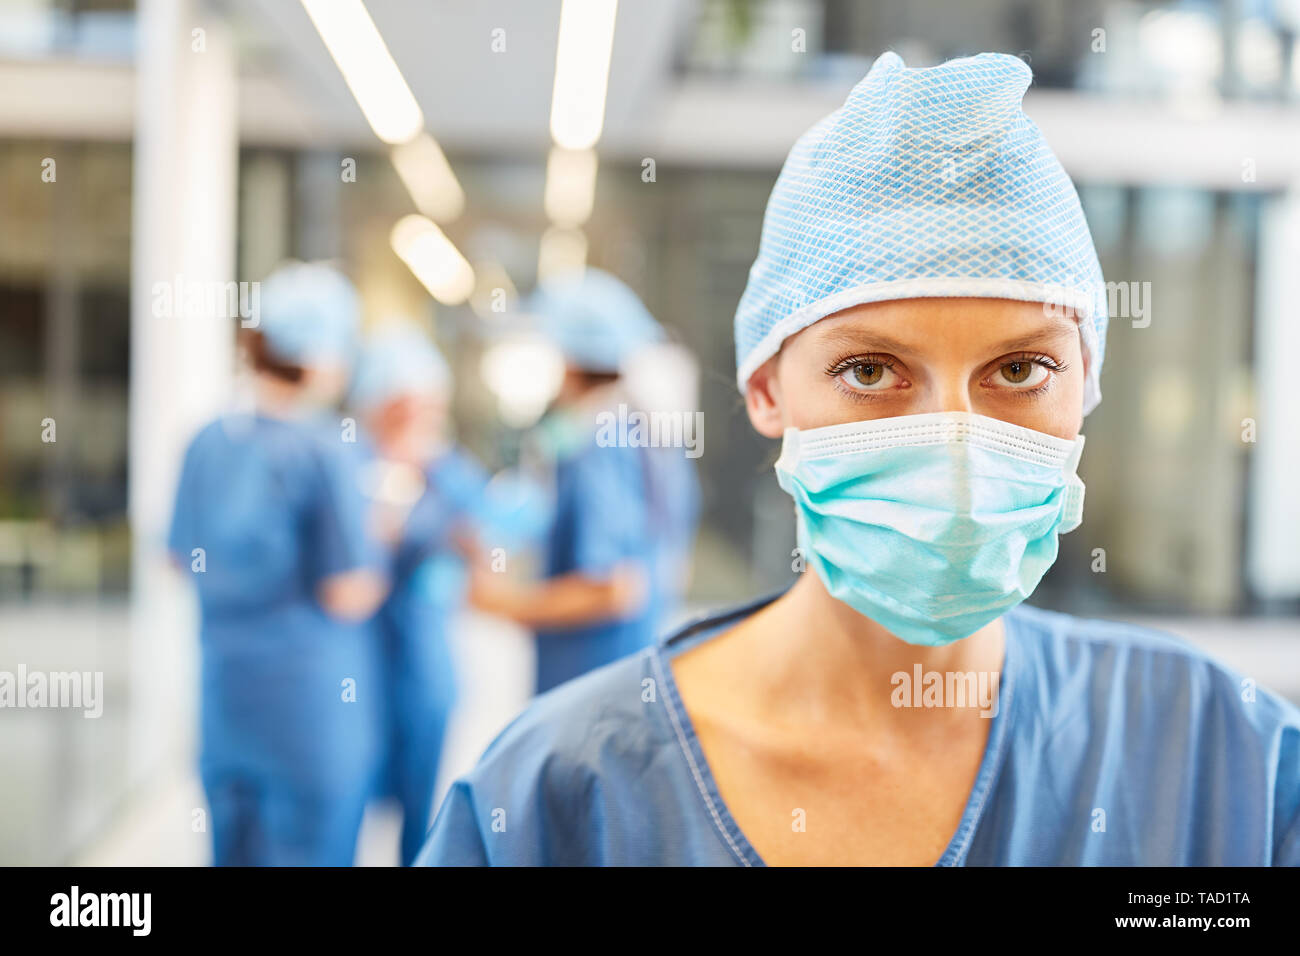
[915,377,976,415]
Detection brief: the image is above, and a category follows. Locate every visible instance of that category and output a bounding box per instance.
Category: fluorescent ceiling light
[301,0,424,144]
[543,147,598,227]
[537,225,588,280]
[550,0,618,150]
[391,133,465,223]
[391,214,475,304]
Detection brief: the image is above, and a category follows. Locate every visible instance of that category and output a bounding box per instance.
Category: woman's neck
[735,571,1006,730]
[252,374,311,420]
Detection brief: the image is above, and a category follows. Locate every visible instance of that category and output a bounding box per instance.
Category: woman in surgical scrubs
[469,269,700,695]
[350,321,493,866]
[169,261,388,867]
[417,53,1300,866]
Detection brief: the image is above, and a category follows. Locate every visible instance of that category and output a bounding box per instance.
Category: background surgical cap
[258,260,361,367]
[734,51,1109,415]
[528,268,664,374]
[350,320,452,409]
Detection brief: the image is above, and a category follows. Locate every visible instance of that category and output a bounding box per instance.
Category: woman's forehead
[808,298,1080,354]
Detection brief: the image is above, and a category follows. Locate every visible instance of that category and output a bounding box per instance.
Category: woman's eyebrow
[817,328,915,354]
[985,324,1079,354]
[817,321,1078,356]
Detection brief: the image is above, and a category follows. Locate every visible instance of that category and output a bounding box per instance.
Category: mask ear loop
[1058,434,1086,533]
[774,426,803,473]
[1064,433,1085,473]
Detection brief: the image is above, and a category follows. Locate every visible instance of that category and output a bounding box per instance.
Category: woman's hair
[239,328,305,383]
[575,369,621,390]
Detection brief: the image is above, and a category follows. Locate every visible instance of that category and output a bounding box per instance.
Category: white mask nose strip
[788,412,1081,470]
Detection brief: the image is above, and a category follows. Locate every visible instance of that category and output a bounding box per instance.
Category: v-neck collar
[652,595,1024,867]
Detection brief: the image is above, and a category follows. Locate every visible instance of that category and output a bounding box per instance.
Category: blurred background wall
[1,0,1298,864]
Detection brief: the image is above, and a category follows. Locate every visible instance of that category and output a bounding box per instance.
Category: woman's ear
[744,357,786,439]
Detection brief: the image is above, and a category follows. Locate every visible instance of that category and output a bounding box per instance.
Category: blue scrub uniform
[169,414,383,867]
[417,595,1300,865]
[374,446,490,866]
[534,436,698,695]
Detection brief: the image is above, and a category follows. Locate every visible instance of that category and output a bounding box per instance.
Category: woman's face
[745,297,1086,441]
[366,391,449,464]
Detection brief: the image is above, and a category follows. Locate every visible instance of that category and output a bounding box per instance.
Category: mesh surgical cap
[258,260,362,367]
[734,51,1109,415]
[528,268,664,374]
[350,320,452,409]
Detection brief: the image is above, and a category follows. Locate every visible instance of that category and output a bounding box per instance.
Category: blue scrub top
[372,445,492,861]
[168,413,384,792]
[417,595,1300,865]
[170,414,380,618]
[377,445,494,721]
[535,436,699,694]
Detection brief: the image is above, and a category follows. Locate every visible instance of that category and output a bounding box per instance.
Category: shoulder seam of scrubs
[1016,603,1224,661]
[650,646,759,867]
[659,589,788,650]
[935,613,1021,866]
[456,782,490,866]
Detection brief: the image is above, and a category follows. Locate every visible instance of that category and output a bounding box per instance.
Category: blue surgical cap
[528,268,664,374]
[734,52,1108,414]
[258,261,361,367]
[350,321,452,409]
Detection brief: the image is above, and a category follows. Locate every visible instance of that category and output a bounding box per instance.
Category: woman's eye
[838,362,895,391]
[997,360,1048,388]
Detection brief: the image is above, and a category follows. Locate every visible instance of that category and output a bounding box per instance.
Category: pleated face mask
[774,411,1085,646]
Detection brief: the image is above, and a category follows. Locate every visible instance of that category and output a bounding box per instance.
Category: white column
[128,0,237,787]
[1247,186,1300,604]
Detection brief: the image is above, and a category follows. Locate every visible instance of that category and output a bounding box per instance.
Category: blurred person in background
[167,261,388,866]
[468,268,700,695]
[349,320,495,866]
[417,54,1300,866]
